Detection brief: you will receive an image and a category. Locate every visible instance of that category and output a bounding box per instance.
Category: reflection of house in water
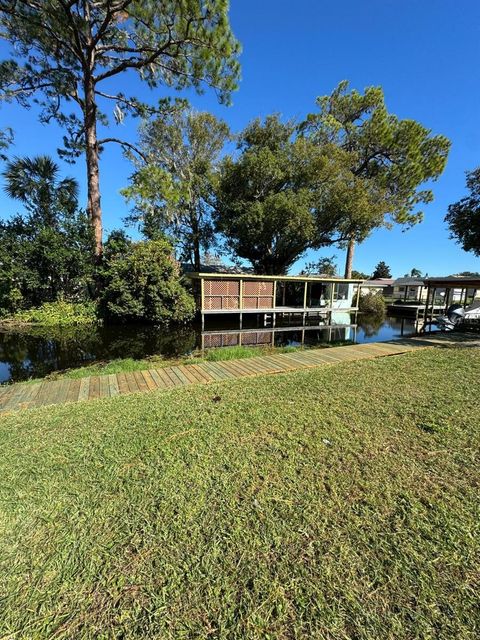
[187,272,363,331]
[201,311,358,351]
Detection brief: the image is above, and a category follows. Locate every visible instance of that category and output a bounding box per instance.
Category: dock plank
[99,375,111,398]
[66,379,82,403]
[155,367,176,388]
[189,364,215,383]
[78,377,90,401]
[141,370,158,391]
[88,376,101,400]
[177,365,199,384]
[163,367,184,387]
[170,366,192,385]
[125,373,140,393]
[108,374,120,397]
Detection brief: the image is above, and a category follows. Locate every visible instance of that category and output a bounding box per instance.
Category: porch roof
[187,272,364,284]
[424,277,480,288]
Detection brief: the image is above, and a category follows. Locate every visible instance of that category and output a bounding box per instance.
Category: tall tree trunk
[193,242,201,272]
[344,236,355,279]
[84,75,102,257]
[190,207,201,271]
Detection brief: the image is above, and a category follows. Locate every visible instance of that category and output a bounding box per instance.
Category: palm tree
[3,156,78,228]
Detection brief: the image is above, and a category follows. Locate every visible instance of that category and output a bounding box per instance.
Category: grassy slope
[1,348,479,639]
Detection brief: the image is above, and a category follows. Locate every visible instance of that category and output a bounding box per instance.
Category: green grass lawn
[1,347,479,639]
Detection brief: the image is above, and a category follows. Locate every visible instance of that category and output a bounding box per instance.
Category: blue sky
[0,0,479,277]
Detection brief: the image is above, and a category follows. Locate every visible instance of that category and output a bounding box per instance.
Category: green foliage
[0,126,13,160]
[0,1,240,151]
[351,269,369,279]
[123,104,230,270]
[372,261,392,279]
[0,156,94,316]
[7,301,98,326]
[445,167,480,256]
[301,255,338,276]
[359,291,387,315]
[99,238,195,325]
[214,116,313,273]
[204,344,299,362]
[406,268,422,278]
[214,115,360,274]
[301,81,450,273]
[0,1,241,253]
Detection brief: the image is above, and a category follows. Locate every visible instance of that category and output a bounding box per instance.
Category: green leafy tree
[405,268,422,278]
[3,155,78,226]
[99,238,195,324]
[301,256,338,276]
[0,156,94,313]
[351,269,369,279]
[371,261,392,279]
[301,81,450,277]
[214,115,368,274]
[445,168,480,256]
[358,291,386,316]
[0,1,241,257]
[122,104,230,271]
[0,126,12,160]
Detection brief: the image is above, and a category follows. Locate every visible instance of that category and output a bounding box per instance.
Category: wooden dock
[0,333,478,414]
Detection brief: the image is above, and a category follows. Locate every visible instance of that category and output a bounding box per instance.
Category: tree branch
[97,137,147,162]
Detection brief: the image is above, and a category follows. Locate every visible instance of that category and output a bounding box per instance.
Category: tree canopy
[371,261,392,279]
[301,256,338,276]
[301,81,451,277]
[0,0,241,256]
[0,156,93,313]
[99,237,195,325]
[122,103,230,271]
[214,115,377,274]
[405,268,422,278]
[445,167,480,256]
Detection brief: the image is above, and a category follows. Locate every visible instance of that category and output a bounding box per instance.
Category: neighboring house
[360,278,394,297]
[392,277,428,302]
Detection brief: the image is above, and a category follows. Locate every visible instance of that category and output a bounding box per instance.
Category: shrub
[8,301,98,326]
[99,239,195,325]
[359,292,386,315]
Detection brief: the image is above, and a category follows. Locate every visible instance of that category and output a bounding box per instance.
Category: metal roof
[187,272,364,284]
[392,277,426,286]
[361,279,394,287]
[424,276,480,288]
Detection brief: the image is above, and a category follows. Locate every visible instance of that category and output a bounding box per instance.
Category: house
[360,278,394,297]
[187,272,363,329]
[392,277,428,302]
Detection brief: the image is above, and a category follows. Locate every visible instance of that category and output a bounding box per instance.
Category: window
[333,283,349,301]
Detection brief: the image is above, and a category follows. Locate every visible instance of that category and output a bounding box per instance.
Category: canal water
[0,314,417,384]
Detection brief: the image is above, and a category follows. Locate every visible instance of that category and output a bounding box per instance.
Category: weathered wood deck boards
[0,334,478,414]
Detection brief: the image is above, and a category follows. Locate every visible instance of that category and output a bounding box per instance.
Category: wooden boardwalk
[0,333,478,414]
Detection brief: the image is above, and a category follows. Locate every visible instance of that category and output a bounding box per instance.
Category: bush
[359,292,386,315]
[7,301,98,326]
[99,239,196,325]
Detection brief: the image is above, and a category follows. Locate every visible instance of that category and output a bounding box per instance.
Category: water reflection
[356,315,417,343]
[0,313,418,384]
[0,324,197,383]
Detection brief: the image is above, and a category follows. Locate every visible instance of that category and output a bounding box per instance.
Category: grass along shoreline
[0,347,479,638]
[6,342,355,385]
